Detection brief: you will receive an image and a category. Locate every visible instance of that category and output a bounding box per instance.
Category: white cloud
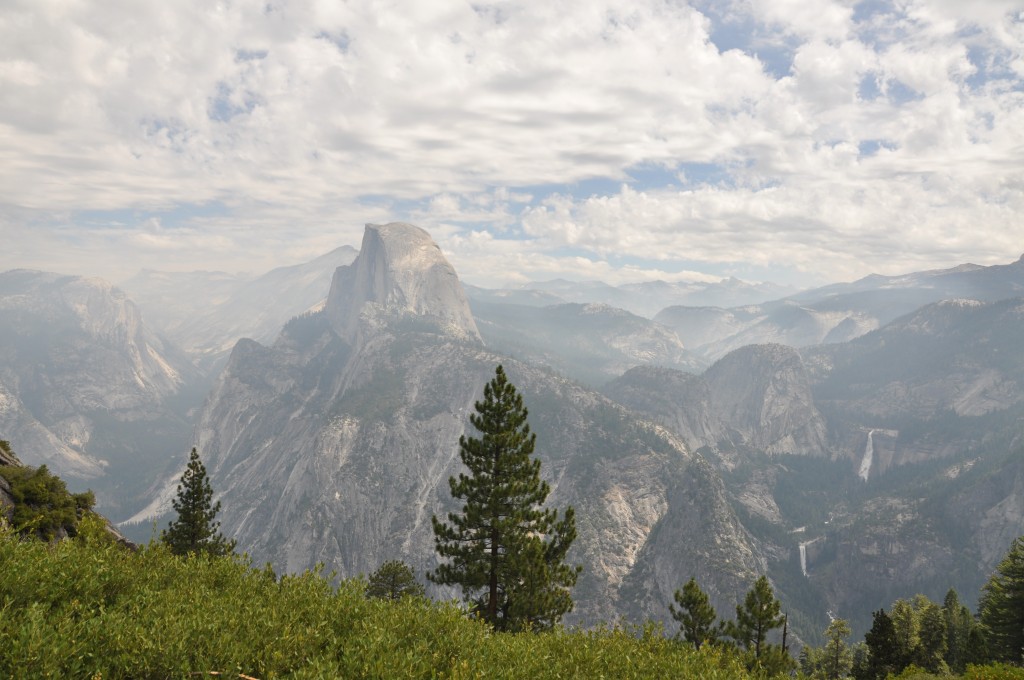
[0,0,1022,289]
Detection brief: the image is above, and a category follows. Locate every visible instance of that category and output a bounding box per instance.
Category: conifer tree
[429,365,580,632]
[161,448,235,557]
[820,618,854,680]
[857,608,900,680]
[913,596,947,672]
[980,535,1024,663]
[670,577,721,648]
[728,575,786,661]
[366,560,426,601]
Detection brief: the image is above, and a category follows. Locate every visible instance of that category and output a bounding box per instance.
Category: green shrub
[0,464,94,540]
[965,663,1024,680]
[0,525,758,679]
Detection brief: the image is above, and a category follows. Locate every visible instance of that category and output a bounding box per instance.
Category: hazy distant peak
[325,222,480,344]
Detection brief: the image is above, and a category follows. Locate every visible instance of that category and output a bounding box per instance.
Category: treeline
[666,551,1024,680]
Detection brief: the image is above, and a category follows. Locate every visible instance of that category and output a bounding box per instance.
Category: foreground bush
[0,524,749,679]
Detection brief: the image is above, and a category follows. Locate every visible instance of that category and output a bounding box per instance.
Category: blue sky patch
[858,139,895,157]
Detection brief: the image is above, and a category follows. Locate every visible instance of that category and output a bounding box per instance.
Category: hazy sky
[2,0,1023,289]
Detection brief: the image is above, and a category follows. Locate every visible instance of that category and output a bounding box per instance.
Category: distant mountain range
[122,246,357,369]
[655,254,1024,361]
[2,232,1023,642]
[465,277,796,318]
[0,270,199,515]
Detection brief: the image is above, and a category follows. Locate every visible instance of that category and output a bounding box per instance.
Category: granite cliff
[132,223,762,626]
[0,270,195,506]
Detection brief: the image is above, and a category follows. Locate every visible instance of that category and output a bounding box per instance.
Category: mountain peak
[325,222,480,344]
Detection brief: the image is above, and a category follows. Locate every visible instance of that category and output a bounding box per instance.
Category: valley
[2,225,1023,642]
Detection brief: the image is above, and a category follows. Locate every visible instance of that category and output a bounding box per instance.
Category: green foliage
[430,365,581,632]
[728,576,787,662]
[857,608,901,680]
[160,448,235,557]
[943,588,986,672]
[366,560,426,601]
[803,618,854,679]
[0,525,761,678]
[980,536,1024,665]
[671,577,722,649]
[0,462,94,540]
[964,663,1024,679]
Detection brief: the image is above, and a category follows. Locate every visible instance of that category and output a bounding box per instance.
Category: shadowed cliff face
[605,343,828,458]
[326,223,480,346]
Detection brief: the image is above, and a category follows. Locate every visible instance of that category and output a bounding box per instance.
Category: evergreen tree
[366,560,426,601]
[727,575,787,663]
[980,535,1024,663]
[941,588,985,671]
[819,618,854,680]
[889,598,919,670]
[670,577,721,649]
[913,595,947,672]
[858,608,900,680]
[160,448,235,557]
[942,589,971,672]
[429,365,580,632]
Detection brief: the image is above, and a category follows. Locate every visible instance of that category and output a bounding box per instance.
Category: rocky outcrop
[603,366,717,448]
[618,455,764,625]
[704,344,829,455]
[326,223,479,346]
[605,344,828,457]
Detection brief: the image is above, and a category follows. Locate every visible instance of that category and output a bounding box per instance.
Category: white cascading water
[858,429,875,482]
[799,542,808,577]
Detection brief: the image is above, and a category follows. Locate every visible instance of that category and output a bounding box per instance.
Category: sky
[1,0,1023,290]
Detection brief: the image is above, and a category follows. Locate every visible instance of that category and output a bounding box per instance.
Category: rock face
[0,270,196,514]
[704,345,829,455]
[606,344,828,457]
[0,270,194,483]
[134,223,760,626]
[326,223,479,346]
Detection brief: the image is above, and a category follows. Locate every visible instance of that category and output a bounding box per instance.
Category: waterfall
[858,429,875,482]
[799,542,808,577]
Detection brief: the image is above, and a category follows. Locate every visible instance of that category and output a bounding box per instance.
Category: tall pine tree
[429,365,580,632]
[670,577,722,648]
[980,535,1024,663]
[856,608,900,680]
[728,575,786,661]
[161,447,235,557]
